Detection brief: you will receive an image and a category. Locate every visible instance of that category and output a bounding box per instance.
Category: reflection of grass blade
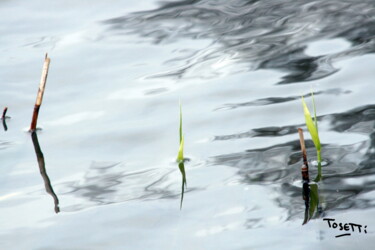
[179,162,187,209]
[301,96,321,151]
[309,183,319,219]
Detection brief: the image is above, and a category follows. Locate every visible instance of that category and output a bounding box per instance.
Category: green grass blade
[179,101,182,144]
[302,96,321,151]
[311,91,318,132]
[177,135,184,162]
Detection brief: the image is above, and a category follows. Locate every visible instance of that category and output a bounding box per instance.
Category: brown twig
[298,128,310,181]
[2,107,7,119]
[298,128,309,168]
[30,54,51,132]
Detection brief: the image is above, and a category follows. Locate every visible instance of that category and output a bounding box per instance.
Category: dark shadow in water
[59,161,198,212]
[302,182,322,225]
[102,0,375,83]
[214,104,375,143]
[210,103,375,223]
[31,132,60,213]
[216,88,351,112]
[178,161,187,209]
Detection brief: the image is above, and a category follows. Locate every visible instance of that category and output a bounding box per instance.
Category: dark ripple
[215,88,351,111]
[214,104,375,143]
[60,161,197,211]
[103,0,375,82]
[210,103,375,219]
[0,141,12,150]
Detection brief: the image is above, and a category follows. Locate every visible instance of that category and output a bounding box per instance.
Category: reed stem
[2,107,7,119]
[316,150,322,181]
[30,54,50,132]
[298,128,309,182]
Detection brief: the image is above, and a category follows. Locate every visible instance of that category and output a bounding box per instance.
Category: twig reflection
[2,107,8,131]
[2,119,7,131]
[31,131,60,213]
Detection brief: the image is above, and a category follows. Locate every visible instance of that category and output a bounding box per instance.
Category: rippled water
[1,0,375,249]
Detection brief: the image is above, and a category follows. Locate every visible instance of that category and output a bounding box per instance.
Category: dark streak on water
[104,0,375,83]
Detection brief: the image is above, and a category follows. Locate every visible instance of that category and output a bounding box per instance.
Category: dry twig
[30,54,50,131]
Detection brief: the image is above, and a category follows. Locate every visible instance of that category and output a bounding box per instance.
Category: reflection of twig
[31,131,60,213]
[2,119,7,131]
[30,54,50,132]
[178,161,187,209]
[2,107,8,131]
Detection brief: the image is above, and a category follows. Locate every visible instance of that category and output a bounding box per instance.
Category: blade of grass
[177,136,184,162]
[301,96,321,151]
[179,101,182,144]
[311,91,318,132]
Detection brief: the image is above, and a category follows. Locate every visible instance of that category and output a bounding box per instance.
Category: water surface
[1,0,375,249]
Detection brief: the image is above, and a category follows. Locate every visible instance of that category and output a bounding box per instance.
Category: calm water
[1,0,375,249]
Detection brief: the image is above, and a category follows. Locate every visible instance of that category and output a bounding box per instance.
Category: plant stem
[2,107,7,119]
[298,128,309,182]
[317,150,322,175]
[314,150,322,182]
[30,54,50,132]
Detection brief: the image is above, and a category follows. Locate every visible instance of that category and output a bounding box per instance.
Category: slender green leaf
[302,96,321,151]
[179,101,182,144]
[177,135,184,162]
[311,91,318,132]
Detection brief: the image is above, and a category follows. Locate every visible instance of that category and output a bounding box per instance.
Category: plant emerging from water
[301,92,322,182]
[177,102,187,209]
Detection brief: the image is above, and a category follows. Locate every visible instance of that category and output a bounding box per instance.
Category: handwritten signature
[323,218,368,238]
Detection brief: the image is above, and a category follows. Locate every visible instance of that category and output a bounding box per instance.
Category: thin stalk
[30,54,50,132]
[2,107,7,119]
[315,150,322,182]
[179,101,182,144]
[298,129,309,168]
[311,91,318,131]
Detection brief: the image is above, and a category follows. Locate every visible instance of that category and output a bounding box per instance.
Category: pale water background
[1,0,375,249]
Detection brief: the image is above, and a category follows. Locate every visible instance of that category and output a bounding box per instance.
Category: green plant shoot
[177,102,184,162]
[177,102,187,209]
[301,93,322,181]
[177,136,184,162]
